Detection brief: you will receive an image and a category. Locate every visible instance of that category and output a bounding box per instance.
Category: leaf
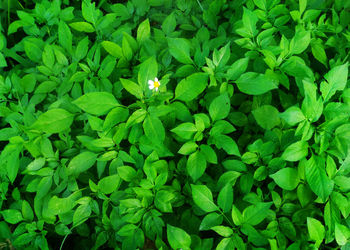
[290,27,311,55]
[282,141,308,162]
[191,184,218,213]
[101,41,123,58]
[335,223,350,246]
[211,226,233,237]
[305,155,334,202]
[236,72,278,95]
[321,63,348,102]
[67,152,97,176]
[242,202,272,226]
[187,151,207,182]
[73,204,91,227]
[218,184,233,213]
[69,22,95,32]
[32,109,74,134]
[137,19,150,43]
[175,73,208,101]
[167,224,191,249]
[120,78,143,99]
[242,7,258,37]
[58,21,72,53]
[270,168,300,190]
[73,92,119,116]
[209,93,230,121]
[280,106,305,126]
[214,134,240,156]
[143,115,165,143]
[138,57,158,91]
[98,175,121,194]
[307,217,325,247]
[162,12,176,34]
[167,38,193,64]
[117,166,137,182]
[24,41,42,63]
[252,105,280,130]
[231,205,243,226]
[226,57,249,81]
[1,209,23,224]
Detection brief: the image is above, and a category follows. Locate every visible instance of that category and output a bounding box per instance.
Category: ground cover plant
[0,0,350,249]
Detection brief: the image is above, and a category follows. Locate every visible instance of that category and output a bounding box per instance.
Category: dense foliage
[1,0,350,249]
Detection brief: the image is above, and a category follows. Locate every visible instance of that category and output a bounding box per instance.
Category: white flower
[148,77,160,91]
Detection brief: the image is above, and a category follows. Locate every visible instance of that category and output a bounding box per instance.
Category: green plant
[1,0,350,249]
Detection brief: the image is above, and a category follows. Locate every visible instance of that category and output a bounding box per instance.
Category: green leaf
[98,174,121,194]
[252,105,280,130]
[280,106,305,126]
[236,72,278,95]
[270,168,300,191]
[311,39,327,67]
[187,151,207,181]
[209,93,230,121]
[73,204,91,227]
[167,224,191,249]
[214,134,240,156]
[321,63,348,102]
[69,22,95,32]
[242,7,258,37]
[191,184,218,213]
[138,57,158,91]
[178,141,198,155]
[143,115,165,143]
[1,209,23,224]
[162,12,176,34]
[211,226,233,237]
[67,152,97,176]
[24,41,42,63]
[231,205,243,226]
[335,223,350,246]
[32,109,74,134]
[101,41,123,58]
[117,166,137,182]
[290,27,311,55]
[58,21,72,53]
[168,38,193,64]
[242,202,272,226]
[73,92,119,116]
[120,78,143,99]
[226,57,249,81]
[137,19,150,43]
[218,184,233,213]
[199,144,217,164]
[305,155,334,202]
[22,200,34,221]
[307,217,325,247]
[175,73,208,101]
[282,141,308,162]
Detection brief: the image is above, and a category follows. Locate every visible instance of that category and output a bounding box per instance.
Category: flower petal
[148,80,154,85]
[155,87,159,91]
[155,77,158,82]
[149,84,154,90]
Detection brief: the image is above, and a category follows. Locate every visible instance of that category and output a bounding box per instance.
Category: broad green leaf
[178,141,198,155]
[231,205,243,226]
[175,73,208,101]
[335,223,350,246]
[1,209,23,224]
[162,12,176,34]
[305,155,334,202]
[200,144,217,164]
[282,141,308,162]
[236,72,278,95]
[22,200,34,221]
[280,106,305,126]
[270,168,300,190]
[214,134,240,156]
[242,202,272,226]
[191,184,218,213]
[58,21,72,53]
[290,27,310,54]
[216,238,235,250]
[171,122,197,140]
[199,213,223,230]
[218,184,233,213]
[138,57,158,91]
[211,226,233,237]
[73,204,91,227]
[73,92,119,116]
[120,78,143,99]
[242,7,258,37]
[32,109,74,134]
[321,63,348,102]
[101,41,123,58]
[98,174,121,194]
[226,57,249,81]
[137,19,150,43]
[67,152,97,176]
[311,39,327,67]
[103,107,129,130]
[117,166,137,182]
[167,224,191,249]
[143,115,165,143]
[69,22,95,32]
[167,38,193,64]
[187,151,207,181]
[307,217,325,247]
[252,105,280,130]
[209,93,230,121]
[24,41,42,63]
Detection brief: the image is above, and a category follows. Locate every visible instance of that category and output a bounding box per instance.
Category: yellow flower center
[154,81,160,88]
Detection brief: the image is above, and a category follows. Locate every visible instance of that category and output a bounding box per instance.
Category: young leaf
[282,141,308,162]
[217,184,233,213]
[187,151,207,182]
[252,105,280,130]
[307,217,325,247]
[137,19,150,43]
[242,202,272,226]
[280,106,305,126]
[67,152,97,176]
[101,41,123,58]
[209,93,230,122]
[73,92,119,116]
[236,72,278,95]
[120,78,143,99]
[167,38,193,64]
[143,115,165,143]
[270,168,300,190]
